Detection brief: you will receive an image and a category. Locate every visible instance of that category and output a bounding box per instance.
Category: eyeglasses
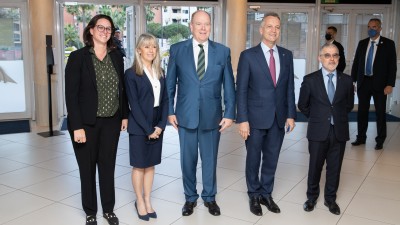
[96,25,113,33]
[321,53,339,59]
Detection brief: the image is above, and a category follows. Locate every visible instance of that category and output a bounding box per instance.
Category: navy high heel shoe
[135,201,149,221]
[147,211,157,219]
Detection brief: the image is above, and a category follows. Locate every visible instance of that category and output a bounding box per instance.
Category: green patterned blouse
[90,48,119,117]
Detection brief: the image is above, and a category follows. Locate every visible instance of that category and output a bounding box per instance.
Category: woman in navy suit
[124,33,168,221]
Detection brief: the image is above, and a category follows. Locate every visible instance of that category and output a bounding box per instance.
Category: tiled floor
[1,122,400,225]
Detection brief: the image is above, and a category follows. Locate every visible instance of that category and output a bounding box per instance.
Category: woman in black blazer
[124,33,168,221]
[65,14,128,225]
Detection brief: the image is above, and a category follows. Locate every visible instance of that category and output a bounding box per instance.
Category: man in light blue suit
[166,10,235,217]
[236,12,296,216]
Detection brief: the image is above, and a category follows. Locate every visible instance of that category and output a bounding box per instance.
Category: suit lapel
[142,71,154,98]
[204,41,216,80]
[317,70,331,103]
[276,46,286,86]
[184,39,199,81]
[360,39,369,67]
[83,48,97,90]
[333,72,344,103]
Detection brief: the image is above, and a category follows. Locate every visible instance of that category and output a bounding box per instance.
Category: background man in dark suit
[113,28,126,57]
[325,26,346,72]
[166,10,235,217]
[351,18,397,150]
[298,43,354,215]
[236,12,296,216]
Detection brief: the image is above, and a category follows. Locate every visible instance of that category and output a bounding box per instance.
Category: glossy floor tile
[0,122,399,225]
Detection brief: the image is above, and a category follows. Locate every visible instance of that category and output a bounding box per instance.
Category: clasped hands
[148,126,162,140]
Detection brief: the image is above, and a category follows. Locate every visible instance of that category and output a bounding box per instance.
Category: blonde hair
[132,33,162,79]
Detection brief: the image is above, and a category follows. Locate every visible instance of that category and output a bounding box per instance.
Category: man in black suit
[351,18,397,150]
[298,43,354,215]
[113,28,126,57]
[325,26,346,72]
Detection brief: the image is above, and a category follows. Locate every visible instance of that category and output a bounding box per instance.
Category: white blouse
[144,67,161,107]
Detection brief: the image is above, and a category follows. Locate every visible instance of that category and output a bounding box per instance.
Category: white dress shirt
[260,42,281,82]
[193,39,208,72]
[144,67,160,107]
[365,36,380,75]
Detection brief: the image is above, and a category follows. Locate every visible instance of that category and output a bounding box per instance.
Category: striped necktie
[197,44,205,80]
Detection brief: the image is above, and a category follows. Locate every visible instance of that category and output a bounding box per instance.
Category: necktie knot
[198,44,204,49]
[327,73,334,81]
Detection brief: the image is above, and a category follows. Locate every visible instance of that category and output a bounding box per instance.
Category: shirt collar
[260,41,277,53]
[370,36,380,44]
[193,39,208,48]
[321,68,337,77]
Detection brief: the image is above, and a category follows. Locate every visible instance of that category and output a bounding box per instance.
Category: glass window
[62,3,136,70]
[0,7,26,114]
[145,5,215,71]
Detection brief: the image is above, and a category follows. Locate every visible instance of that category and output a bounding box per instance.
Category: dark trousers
[245,119,284,198]
[69,115,121,216]
[357,76,387,144]
[307,125,345,202]
[178,126,220,202]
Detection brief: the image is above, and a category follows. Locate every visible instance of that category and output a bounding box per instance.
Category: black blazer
[65,46,129,131]
[298,70,354,142]
[351,36,397,91]
[124,68,168,136]
[332,40,346,72]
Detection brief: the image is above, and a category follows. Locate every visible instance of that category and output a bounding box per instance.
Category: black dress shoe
[182,201,197,216]
[86,215,97,225]
[103,212,119,225]
[324,201,340,215]
[204,201,221,216]
[351,139,365,146]
[260,196,280,213]
[249,196,263,216]
[375,143,383,150]
[303,200,317,212]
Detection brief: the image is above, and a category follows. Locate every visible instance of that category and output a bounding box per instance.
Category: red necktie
[269,49,276,87]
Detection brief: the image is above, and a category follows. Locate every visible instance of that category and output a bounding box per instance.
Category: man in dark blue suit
[236,12,296,216]
[351,18,397,150]
[298,43,354,215]
[166,10,235,216]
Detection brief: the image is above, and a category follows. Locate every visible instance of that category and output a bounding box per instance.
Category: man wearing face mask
[325,26,346,72]
[351,18,397,150]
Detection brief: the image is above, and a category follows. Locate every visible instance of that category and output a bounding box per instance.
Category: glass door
[56,0,138,116]
[320,6,388,107]
[0,2,32,120]
[247,6,314,104]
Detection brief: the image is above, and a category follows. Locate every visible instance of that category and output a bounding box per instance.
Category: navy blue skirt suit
[124,68,168,168]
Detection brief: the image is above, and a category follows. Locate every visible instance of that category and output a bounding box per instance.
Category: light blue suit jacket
[166,39,236,130]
